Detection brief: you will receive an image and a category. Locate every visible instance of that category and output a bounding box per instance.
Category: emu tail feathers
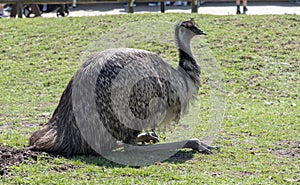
[29,124,58,153]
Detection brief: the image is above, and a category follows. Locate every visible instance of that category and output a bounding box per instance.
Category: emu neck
[175,29,200,86]
[178,49,200,86]
[175,31,193,58]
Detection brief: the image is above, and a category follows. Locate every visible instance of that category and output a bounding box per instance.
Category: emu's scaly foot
[125,138,219,153]
[137,131,159,144]
[184,138,219,154]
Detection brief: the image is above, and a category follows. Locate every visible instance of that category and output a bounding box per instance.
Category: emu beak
[194,27,207,35]
[198,30,207,35]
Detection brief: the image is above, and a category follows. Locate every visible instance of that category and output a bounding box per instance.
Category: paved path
[41,2,300,17]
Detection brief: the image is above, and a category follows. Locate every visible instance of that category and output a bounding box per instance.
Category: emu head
[175,18,206,58]
[176,18,206,41]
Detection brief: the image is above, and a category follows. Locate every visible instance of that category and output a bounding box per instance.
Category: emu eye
[181,22,193,28]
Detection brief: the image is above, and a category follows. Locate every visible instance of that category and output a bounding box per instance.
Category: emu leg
[125,138,219,154]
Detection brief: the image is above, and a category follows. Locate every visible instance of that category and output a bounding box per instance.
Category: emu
[29,19,218,157]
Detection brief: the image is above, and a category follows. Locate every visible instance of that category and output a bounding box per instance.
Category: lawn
[0,13,299,184]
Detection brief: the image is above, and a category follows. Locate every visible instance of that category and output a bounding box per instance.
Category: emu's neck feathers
[175,26,193,58]
[175,26,200,87]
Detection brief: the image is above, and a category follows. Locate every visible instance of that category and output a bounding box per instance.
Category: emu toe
[184,138,219,154]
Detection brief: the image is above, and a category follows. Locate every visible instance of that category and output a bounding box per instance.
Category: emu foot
[137,131,159,144]
[125,138,219,154]
[184,138,219,154]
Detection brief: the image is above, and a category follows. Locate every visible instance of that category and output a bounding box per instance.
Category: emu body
[29,19,217,156]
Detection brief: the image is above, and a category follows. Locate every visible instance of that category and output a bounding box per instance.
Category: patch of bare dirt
[0,145,83,176]
[271,140,300,159]
[50,163,80,172]
[21,121,42,128]
[231,170,255,177]
[0,146,54,176]
[0,122,41,131]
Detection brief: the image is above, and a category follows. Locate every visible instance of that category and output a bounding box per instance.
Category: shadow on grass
[0,144,201,176]
[71,149,197,168]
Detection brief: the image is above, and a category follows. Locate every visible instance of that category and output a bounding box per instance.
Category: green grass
[0,14,299,184]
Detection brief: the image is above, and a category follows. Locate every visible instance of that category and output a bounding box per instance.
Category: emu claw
[137,131,159,144]
[185,138,219,154]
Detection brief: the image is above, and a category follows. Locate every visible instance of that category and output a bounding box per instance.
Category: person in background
[0,4,11,18]
[236,0,248,14]
[0,4,6,18]
[42,4,47,12]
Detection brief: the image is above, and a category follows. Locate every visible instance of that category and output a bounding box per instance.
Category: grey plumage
[29,19,210,156]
